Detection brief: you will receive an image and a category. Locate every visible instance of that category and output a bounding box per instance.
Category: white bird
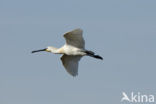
[32,28,103,76]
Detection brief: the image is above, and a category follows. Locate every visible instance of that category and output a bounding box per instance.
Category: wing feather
[63,28,85,49]
[61,55,82,76]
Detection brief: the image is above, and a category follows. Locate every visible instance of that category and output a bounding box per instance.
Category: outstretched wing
[60,55,82,76]
[63,28,85,49]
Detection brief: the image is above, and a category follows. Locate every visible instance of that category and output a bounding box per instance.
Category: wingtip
[69,28,83,34]
[67,70,78,77]
[71,73,78,77]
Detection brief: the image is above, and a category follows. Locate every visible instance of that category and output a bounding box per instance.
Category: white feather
[32,28,103,77]
[63,28,85,49]
[61,55,82,76]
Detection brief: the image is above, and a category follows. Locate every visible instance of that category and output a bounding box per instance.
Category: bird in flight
[32,28,103,76]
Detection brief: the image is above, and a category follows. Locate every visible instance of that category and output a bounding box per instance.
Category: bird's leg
[84,50,103,60]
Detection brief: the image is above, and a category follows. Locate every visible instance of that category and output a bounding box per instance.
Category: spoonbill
[32,28,103,76]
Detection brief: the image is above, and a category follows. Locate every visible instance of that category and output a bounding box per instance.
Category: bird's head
[32,46,58,53]
[46,46,57,52]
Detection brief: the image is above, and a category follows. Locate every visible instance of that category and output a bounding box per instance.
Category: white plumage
[32,28,103,76]
[64,28,85,49]
[61,55,82,76]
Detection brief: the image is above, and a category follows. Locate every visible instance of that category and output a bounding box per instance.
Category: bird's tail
[84,50,103,60]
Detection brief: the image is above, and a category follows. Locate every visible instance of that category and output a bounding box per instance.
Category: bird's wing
[60,54,82,76]
[63,28,85,49]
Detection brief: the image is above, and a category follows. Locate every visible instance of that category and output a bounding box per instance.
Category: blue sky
[0,0,156,104]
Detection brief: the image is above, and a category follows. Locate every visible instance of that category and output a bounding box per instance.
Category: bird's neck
[47,46,64,54]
